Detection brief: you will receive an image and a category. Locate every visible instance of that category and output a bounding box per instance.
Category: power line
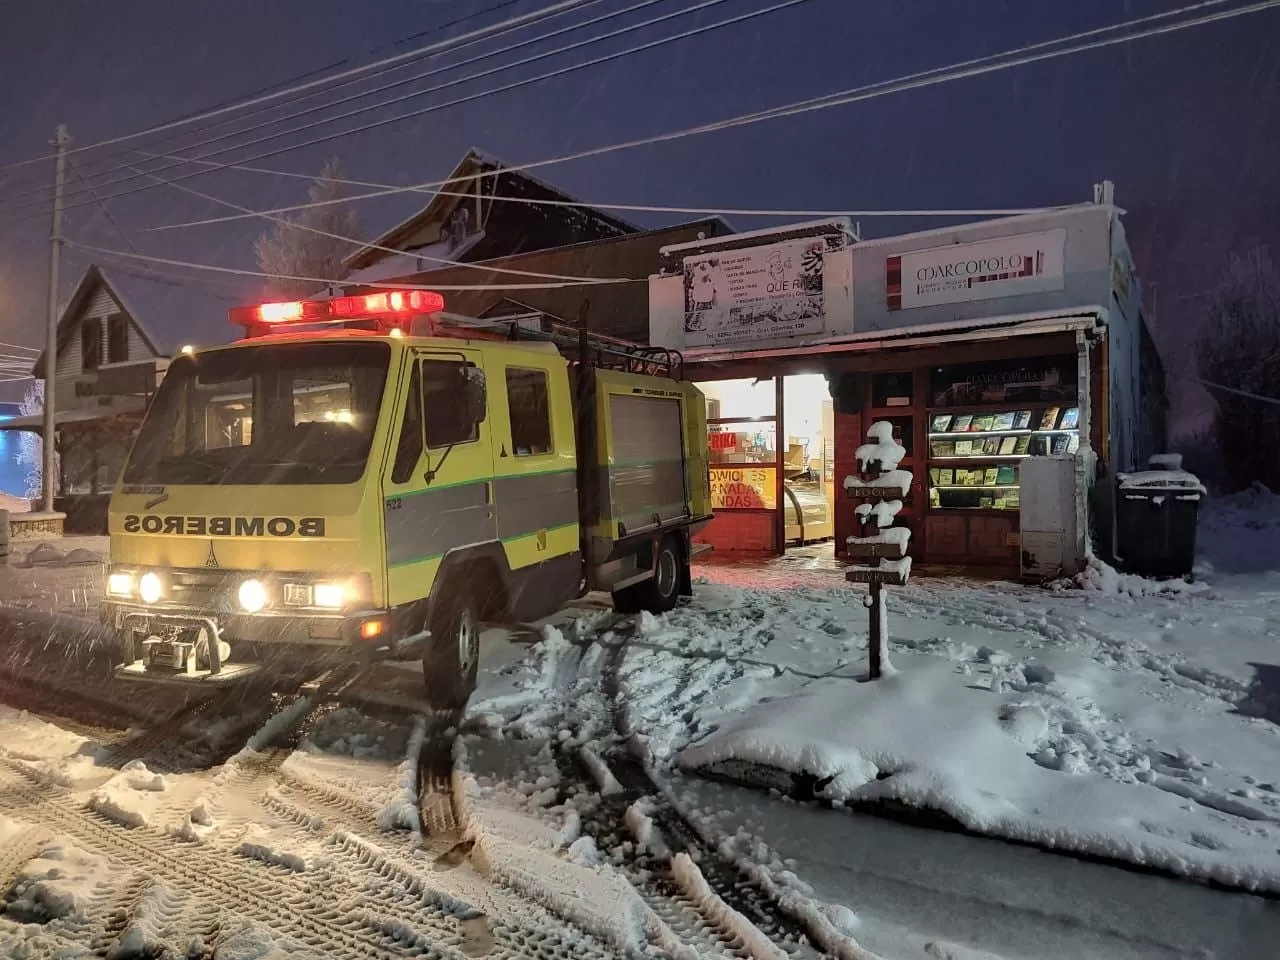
[67,155,139,254]
[1168,370,1280,407]
[121,160,633,284]
[0,0,609,212]
[63,239,644,291]
[0,0,595,174]
[2,0,816,226]
[134,146,1067,222]
[137,0,1276,231]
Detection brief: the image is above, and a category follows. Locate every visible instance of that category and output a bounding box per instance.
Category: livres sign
[709,466,776,510]
[886,229,1066,310]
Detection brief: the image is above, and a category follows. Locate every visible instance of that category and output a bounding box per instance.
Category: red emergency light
[228,289,445,334]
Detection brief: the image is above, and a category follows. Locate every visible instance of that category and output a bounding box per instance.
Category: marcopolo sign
[886,228,1067,311]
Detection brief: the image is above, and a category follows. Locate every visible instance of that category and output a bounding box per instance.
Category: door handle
[484,481,493,504]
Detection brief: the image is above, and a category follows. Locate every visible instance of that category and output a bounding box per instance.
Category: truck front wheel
[423,593,480,712]
[612,535,684,615]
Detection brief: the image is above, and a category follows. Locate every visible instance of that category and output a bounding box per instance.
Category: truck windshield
[123,341,391,486]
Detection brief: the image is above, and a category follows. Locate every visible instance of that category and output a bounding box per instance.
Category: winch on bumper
[102,601,396,685]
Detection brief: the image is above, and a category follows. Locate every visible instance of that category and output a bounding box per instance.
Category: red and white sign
[886,229,1066,311]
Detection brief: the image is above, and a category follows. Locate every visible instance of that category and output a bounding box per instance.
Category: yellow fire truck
[100,290,712,708]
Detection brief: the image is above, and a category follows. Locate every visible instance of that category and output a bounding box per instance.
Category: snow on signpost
[842,420,913,680]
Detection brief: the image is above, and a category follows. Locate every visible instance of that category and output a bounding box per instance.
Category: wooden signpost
[842,421,914,679]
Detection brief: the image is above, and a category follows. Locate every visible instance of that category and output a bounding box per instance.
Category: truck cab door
[381,348,496,609]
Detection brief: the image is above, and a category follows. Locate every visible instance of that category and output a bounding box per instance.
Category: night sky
[2,0,1278,431]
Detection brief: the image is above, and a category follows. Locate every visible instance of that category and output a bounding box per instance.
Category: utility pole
[41,125,70,516]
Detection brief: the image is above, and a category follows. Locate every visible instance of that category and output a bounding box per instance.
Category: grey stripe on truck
[386,469,580,567]
[603,459,690,530]
[495,469,580,540]
[386,481,496,567]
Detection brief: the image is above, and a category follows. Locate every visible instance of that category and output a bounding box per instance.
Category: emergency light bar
[228,289,445,332]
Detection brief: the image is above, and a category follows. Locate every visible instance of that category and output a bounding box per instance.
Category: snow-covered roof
[31,264,243,377]
[344,147,638,271]
[684,307,1107,365]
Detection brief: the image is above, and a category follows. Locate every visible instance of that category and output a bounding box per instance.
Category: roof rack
[432,311,683,380]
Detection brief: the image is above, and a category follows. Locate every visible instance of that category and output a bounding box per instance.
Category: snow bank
[376,714,427,832]
[679,657,1280,893]
[670,852,787,960]
[1057,555,1208,598]
[237,823,313,872]
[88,760,170,829]
[453,770,653,957]
[5,836,112,922]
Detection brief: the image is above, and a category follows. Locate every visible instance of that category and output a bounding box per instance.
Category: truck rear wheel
[423,593,480,712]
[612,535,684,615]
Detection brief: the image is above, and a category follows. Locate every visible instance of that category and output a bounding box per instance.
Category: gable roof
[32,264,241,377]
[344,147,639,271]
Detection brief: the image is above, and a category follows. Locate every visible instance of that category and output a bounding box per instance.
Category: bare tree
[255,158,361,299]
[1196,246,1280,491]
[17,380,57,500]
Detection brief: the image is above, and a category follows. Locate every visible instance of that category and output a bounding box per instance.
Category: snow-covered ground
[612,492,1280,895]
[2,494,1278,958]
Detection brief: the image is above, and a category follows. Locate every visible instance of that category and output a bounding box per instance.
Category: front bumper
[100,599,394,653]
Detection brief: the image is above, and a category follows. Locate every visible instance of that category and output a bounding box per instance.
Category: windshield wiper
[157,452,227,482]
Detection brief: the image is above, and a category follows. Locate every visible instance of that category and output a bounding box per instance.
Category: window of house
[391,362,424,483]
[422,358,481,449]
[107,314,129,364]
[506,367,552,456]
[81,320,101,372]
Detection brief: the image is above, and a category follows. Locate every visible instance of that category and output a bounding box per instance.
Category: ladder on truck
[432,310,684,380]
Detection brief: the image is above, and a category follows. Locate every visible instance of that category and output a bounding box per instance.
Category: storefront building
[647,184,1166,576]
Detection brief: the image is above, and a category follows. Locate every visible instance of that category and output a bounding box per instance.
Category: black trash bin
[1113,455,1204,578]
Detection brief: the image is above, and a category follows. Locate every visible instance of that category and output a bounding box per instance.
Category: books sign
[683,238,827,346]
[886,229,1067,310]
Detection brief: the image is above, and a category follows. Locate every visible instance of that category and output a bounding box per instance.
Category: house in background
[343,147,638,284]
[1,263,236,530]
[342,147,733,343]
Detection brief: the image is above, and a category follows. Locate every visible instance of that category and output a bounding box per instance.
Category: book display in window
[925,400,1080,511]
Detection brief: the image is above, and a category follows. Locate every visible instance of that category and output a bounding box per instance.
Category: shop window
[506,367,552,456]
[81,320,101,372]
[107,314,129,364]
[929,357,1077,407]
[872,372,913,409]
[926,357,1081,512]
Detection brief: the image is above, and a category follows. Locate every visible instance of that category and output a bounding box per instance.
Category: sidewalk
[0,536,108,621]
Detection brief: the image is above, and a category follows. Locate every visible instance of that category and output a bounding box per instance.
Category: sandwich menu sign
[683,237,828,346]
[886,229,1067,311]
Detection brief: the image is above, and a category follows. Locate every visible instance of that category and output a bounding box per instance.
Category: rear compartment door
[606,391,690,533]
[381,348,496,607]
[487,355,580,613]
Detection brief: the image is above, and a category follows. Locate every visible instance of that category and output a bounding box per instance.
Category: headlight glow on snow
[238,578,268,613]
[138,572,163,605]
[107,572,135,597]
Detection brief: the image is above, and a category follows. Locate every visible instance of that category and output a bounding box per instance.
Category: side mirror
[459,366,486,425]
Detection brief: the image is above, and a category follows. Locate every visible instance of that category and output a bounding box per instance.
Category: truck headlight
[281,575,369,610]
[238,578,268,613]
[107,571,135,598]
[312,582,347,609]
[138,572,163,605]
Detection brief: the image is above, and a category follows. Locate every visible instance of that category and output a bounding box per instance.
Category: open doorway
[695,373,835,555]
